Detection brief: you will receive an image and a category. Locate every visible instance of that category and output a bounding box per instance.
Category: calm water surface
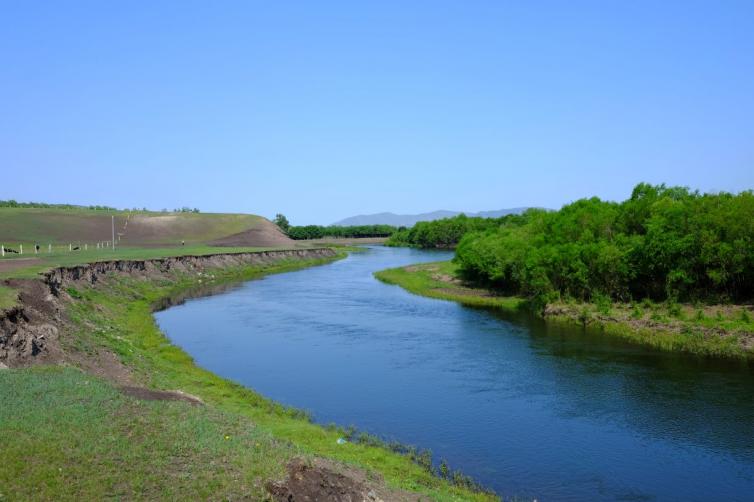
[155,247,754,501]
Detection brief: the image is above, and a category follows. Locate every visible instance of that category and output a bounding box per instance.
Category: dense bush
[454,184,754,305]
[287,224,396,240]
[386,214,509,248]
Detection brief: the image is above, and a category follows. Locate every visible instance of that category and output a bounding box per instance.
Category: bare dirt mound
[0,278,64,367]
[210,218,294,247]
[120,386,203,405]
[266,458,423,502]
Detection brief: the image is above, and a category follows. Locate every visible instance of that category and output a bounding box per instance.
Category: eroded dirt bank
[0,248,336,368]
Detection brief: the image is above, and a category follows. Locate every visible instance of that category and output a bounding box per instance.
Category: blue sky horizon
[2,1,753,224]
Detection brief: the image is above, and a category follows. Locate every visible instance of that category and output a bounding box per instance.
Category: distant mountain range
[332,208,531,227]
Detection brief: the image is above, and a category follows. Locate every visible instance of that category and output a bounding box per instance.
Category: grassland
[375,260,524,312]
[375,261,754,359]
[0,207,265,247]
[0,366,292,500]
[2,248,495,501]
[0,207,489,499]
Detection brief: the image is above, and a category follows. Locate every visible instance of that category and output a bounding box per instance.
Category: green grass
[375,260,524,312]
[0,284,17,309]
[0,366,293,500]
[3,251,495,501]
[376,261,753,359]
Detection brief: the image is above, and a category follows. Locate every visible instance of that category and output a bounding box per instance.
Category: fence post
[19,244,23,255]
[1,244,4,257]
[69,243,72,252]
[48,244,51,253]
[85,243,88,251]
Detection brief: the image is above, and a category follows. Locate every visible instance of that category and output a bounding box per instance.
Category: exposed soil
[211,219,294,247]
[266,458,424,502]
[120,386,204,405]
[0,278,65,367]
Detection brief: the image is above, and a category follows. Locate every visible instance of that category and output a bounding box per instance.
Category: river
[154,246,754,501]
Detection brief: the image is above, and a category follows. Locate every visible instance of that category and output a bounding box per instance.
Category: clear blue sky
[2,1,753,224]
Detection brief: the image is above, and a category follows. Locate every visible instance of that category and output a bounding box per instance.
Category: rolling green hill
[0,208,292,248]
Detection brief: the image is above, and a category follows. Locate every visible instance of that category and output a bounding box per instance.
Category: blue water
[155,246,754,501]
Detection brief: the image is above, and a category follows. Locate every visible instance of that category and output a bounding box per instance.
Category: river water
[154,246,754,501]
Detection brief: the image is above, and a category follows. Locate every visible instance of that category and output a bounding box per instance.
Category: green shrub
[666,300,682,318]
[631,305,644,319]
[578,306,591,324]
[66,287,83,299]
[593,292,612,315]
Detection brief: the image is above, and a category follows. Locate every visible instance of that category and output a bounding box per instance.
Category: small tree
[273,213,290,233]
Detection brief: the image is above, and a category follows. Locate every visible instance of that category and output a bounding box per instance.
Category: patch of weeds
[593,293,612,315]
[341,425,494,495]
[66,287,83,299]
[740,309,751,323]
[578,306,591,324]
[631,304,644,319]
[666,299,682,318]
[695,309,706,322]
[650,311,666,322]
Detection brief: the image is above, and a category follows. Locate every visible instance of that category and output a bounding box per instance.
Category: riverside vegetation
[272,213,397,240]
[1,246,495,501]
[379,184,754,358]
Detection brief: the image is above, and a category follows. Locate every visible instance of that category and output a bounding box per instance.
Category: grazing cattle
[73,246,80,251]
[3,247,19,254]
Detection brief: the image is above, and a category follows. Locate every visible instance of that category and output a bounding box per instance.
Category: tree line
[453,183,754,305]
[287,224,396,240]
[273,214,396,239]
[0,200,117,211]
[0,200,201,213]
[386,214,508,248]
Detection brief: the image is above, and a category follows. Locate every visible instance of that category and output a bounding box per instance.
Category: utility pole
[112,215,116,250]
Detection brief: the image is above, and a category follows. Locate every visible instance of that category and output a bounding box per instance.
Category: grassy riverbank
[0,245,310,309]
[1,250,495,501]
[375,261,754,359]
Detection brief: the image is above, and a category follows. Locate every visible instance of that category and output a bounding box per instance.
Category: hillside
[0,208,293,248]
[333,208,530,227]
